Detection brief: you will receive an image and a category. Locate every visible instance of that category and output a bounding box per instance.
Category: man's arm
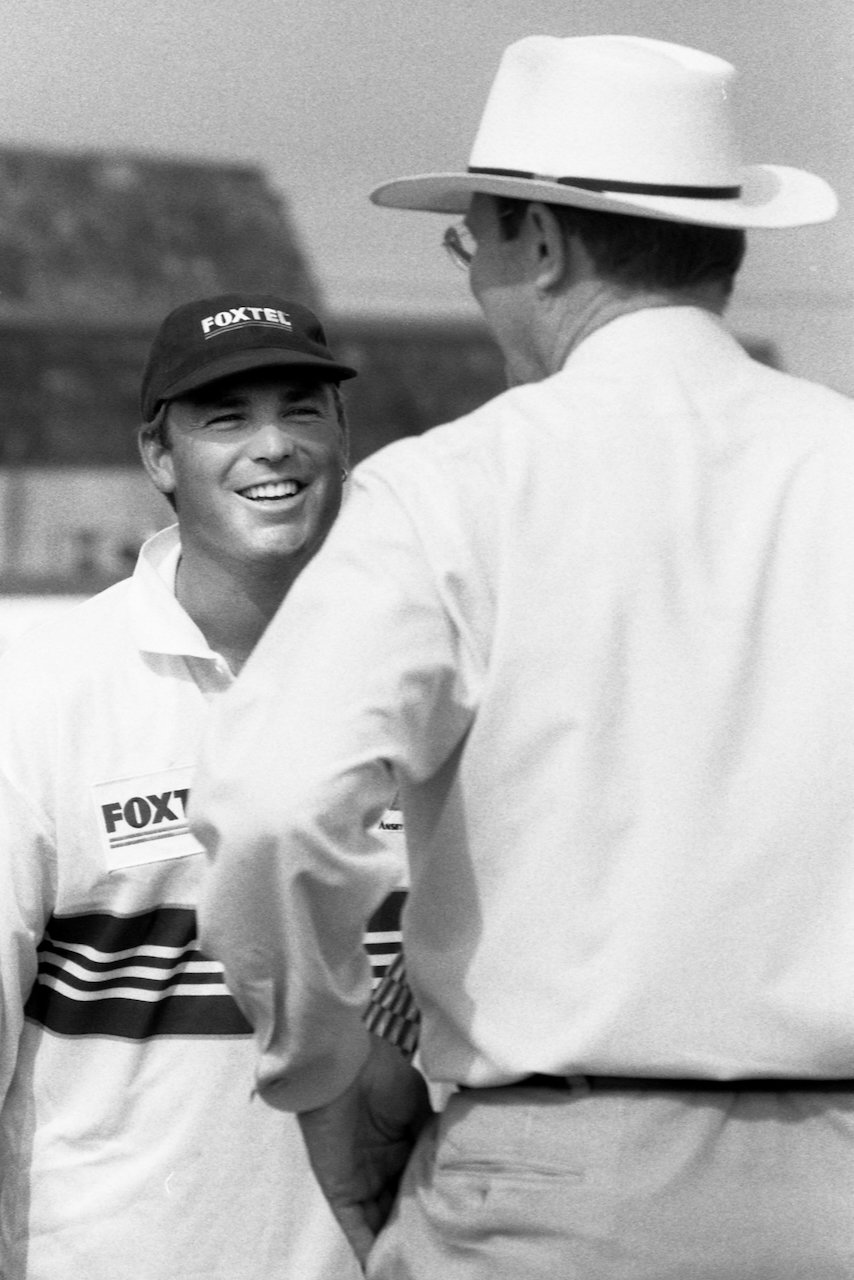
[0,768,54,1105]
[195,466,478,1111]
[297,1033,433,1267]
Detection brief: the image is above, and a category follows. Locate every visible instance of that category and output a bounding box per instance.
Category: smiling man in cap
[0,293,420,1280]
[137,293,357,670]
[194,38,854,1279]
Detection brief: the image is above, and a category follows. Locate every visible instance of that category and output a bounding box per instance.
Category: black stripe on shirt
[41,905,200,951]
[366,889,406,986]
[24,907,251,1039]
[25,893,407,1040]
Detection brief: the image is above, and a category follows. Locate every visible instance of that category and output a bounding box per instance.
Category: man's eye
[207,413,243,427]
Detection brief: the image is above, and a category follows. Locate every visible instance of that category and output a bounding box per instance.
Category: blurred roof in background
[0,146,321,323]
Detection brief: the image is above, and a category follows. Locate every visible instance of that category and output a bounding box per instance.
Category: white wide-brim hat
[371,36,837,229]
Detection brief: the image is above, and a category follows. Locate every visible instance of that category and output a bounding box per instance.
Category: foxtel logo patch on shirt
[93,767,203,871]
[200,306,292,337]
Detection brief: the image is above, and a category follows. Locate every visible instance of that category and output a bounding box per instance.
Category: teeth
[242,481,302,500]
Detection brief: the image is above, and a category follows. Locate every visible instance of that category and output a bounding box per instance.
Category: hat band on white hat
[468,166,742,200]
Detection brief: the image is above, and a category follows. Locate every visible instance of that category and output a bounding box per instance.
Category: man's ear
[526,202,571,294]
[138,425,176,499]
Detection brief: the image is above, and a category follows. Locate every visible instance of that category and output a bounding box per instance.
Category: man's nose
[248,419,296,460]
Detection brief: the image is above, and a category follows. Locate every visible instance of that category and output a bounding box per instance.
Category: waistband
[502,1074,854,1092]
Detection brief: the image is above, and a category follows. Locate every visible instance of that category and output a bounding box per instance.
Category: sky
[0,0,852,327]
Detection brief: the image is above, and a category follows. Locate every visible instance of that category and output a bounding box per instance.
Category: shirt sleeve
[0,765,56,1108]
[194,465,480,1112]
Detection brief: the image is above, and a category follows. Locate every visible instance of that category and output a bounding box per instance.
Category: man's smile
[238,479,307,503]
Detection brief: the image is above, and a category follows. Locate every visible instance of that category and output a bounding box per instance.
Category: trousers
[367,1077,854,1279]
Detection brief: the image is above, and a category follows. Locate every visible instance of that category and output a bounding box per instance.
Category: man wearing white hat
[194,37,854,1279]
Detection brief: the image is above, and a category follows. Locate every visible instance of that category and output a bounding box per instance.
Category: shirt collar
[563,305,737,374]
[128,524,220,661]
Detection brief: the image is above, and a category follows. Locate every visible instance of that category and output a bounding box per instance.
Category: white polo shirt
[0,526,369,1280]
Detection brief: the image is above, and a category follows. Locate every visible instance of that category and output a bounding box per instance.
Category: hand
[297,1033,434,1267]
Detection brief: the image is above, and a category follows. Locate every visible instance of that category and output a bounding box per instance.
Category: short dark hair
[494,197,746,297]
[138,402,176,510]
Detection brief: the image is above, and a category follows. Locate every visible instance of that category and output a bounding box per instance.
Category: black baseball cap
[140,293,357,421]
